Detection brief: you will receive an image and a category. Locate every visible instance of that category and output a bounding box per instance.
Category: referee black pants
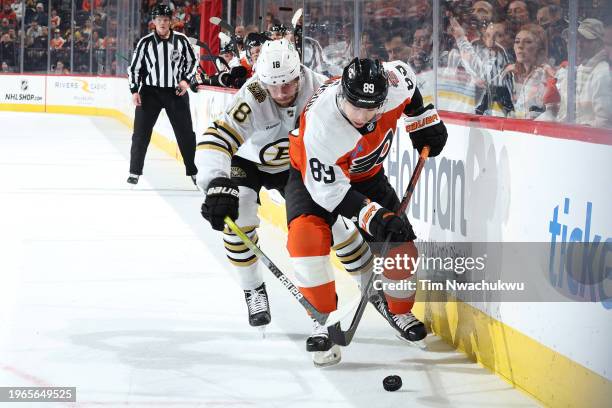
[129,85,198,176]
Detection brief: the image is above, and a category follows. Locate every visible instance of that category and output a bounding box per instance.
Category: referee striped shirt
[128,30,197,93]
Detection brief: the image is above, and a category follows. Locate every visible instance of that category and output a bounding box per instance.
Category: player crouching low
[286,58,448,366]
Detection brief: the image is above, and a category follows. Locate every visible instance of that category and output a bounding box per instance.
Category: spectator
[0,4,16,27]
[24,0,36,26]
[450,18,515,116]
[53,60,65,74]
[32,25,48,48]
[384,31,411,62]
[93,13,106,36]
[50,28,65,49]
[537,4,567,66]
[91,30,103,48]
[94,5,107,22]
[507,1,531,32]
[26,20,43,45]
[50,9,60,29]
[557,19,612,128]
[409,24,433,72]
[244,24,259,37]
[501,24,552,118]
[82,0,103,13]
[472,1,496,25]
[10,1,22,22]
[82,19,93,37]
[1,17,9,35]
[235,25,246,38]
[0,32,16,66]
[1,60,11,72]
[33,3,47,27]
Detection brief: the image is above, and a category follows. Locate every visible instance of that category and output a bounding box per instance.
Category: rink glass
[1,0,610,128]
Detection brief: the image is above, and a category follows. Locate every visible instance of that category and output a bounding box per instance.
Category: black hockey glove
[358,201,413,242]
[201,177,239,231]
[405,103,448,157]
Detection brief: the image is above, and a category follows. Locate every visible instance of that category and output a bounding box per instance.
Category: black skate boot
[243,283,271,327]
[126,174,139,185]
[369,290,427,347]
[307,320,341,367]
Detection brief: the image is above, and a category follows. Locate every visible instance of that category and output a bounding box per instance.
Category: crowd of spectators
[0,0,119,74]
[296,0,612,128]
[1,0,610,128]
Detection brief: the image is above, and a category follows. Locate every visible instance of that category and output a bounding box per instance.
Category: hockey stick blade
[210,16,235,34]
[328,146,431,346]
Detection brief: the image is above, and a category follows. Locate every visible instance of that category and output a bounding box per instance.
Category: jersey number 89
[309,158,335,184]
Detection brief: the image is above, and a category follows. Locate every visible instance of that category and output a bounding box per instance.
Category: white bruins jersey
[195,65,327,191]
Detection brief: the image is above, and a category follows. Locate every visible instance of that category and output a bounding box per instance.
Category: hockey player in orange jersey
[286,58,448,365]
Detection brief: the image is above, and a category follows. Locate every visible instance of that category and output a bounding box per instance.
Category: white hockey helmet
[256,39,301,85]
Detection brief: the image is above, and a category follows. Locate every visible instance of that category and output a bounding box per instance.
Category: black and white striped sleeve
[180,34,197,83]
[127,35,150,94]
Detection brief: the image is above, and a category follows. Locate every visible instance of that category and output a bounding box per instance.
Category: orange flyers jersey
[290,60,417,213]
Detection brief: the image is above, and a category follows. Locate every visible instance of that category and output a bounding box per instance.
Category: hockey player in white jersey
[195,40,375,338]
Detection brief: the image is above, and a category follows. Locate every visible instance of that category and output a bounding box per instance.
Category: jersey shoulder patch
[383,60,417,110]
[246,81,267,103]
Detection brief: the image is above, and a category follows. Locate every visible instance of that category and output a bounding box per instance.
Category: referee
[127,4,198,185]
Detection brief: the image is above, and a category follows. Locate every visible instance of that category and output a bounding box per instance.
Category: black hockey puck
[383,375,402,392]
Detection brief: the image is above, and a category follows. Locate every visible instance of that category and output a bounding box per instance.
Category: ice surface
[0,112,539,407]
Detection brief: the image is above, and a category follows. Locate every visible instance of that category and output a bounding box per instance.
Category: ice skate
[126,174,139,185]
[307,320,341,367]
[244,283,271,334]
[369,291,427,348]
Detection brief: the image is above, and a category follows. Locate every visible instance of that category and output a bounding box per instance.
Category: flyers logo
[349,129,394,174]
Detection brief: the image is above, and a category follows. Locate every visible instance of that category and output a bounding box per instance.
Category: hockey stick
[188,37,230,73]
[328,146,430,346]
[209,16,235,35]
[224,217,360,326]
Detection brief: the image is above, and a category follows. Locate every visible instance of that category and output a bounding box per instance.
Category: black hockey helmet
[270,23,287,35]
[220,42,237,54]
[245,32,269,61]
[245,32,269,50]
[151,4,172,19]
[341,57,388,108]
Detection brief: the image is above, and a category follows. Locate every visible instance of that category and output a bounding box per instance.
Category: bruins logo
[349,129,394,174]
[247,82,267,103]
[259,138,290,167]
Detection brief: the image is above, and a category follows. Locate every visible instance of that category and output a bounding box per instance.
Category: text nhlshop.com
[4,93,43,101]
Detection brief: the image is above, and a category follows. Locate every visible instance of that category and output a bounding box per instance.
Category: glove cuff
[405,106,441,133]
[358,201,382,235]
[206,177,239,198]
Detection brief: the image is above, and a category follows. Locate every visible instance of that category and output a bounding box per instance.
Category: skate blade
[396,334,427,349]
[257,325,266,339]
[312,345,341,367]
